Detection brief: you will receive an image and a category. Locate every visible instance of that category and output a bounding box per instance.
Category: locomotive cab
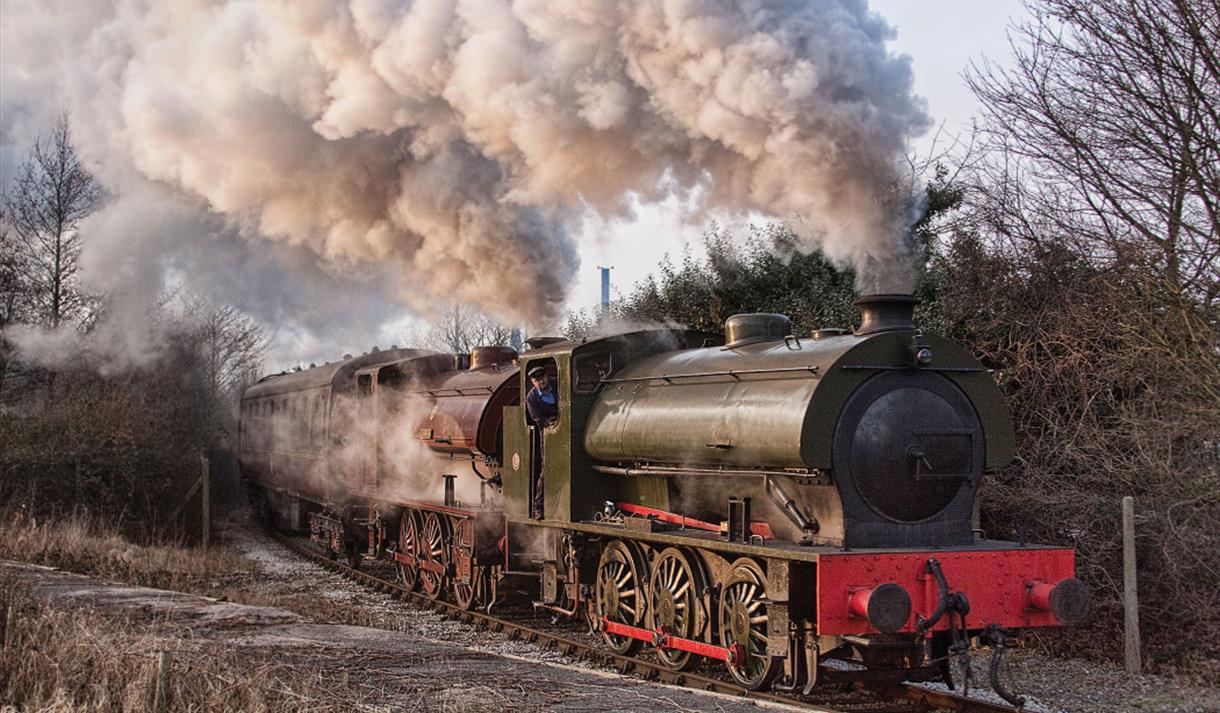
[501,330,717,524]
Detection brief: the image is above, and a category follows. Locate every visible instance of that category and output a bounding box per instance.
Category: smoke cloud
[3,0,928,345]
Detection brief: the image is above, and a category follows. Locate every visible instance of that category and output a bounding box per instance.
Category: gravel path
[990,651,1219,713]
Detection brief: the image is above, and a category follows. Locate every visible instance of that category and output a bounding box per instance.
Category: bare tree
[182,296,269,400]
[0,217,25,388]
[953,0,1220,670]
[430,303,513,353]
[966,0,1219,302]
[3,115,103,329]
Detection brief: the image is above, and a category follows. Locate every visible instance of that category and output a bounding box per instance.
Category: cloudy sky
[0,0,1031,370]
[566,0,1030,314]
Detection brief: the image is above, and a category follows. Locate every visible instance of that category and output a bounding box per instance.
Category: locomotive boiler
[239,294,1087,699]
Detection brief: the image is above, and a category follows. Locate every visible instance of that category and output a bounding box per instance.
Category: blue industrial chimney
[598,265,612,313]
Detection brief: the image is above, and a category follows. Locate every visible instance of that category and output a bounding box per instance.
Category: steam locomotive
[239,294,1087,697]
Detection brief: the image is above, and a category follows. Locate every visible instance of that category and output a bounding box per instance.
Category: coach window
[300,397,309,447]
[315,395,326,446]
[292,398,302,448]
[300,398,310,447]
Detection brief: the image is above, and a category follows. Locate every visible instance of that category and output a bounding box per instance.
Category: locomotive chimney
[854,294,918,335]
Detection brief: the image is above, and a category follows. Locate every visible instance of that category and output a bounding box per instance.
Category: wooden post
[1122,496,1142,675]
[152,650,173,713]
[200,455,211,550]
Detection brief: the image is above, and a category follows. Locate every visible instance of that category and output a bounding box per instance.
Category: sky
[0,0,1033,370]
[564,0,1031,316]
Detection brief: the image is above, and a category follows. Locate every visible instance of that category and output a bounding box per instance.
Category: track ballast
[269,528,1022,713]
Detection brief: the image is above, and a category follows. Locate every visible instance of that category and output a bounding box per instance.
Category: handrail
[841,365,991,373]
[593,464,819,480]
[601,365,819,384]
[407,386,496,397]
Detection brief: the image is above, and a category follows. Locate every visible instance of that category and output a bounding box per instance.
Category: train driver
[525,366,558,519]
[525,366,559,428]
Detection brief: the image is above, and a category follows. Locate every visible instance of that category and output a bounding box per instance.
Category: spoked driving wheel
[453,565,490,611]
[396,511,420,591]
[647,547,705,670]
[719,558,781,690]
[419,511,449,600]
[594,540,646,655]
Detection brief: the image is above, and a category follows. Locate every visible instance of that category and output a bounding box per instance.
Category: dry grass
[0,509,252,593]
[0,580,367,712]
[0,513,395,711]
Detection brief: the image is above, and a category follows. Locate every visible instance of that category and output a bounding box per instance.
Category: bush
[925,236,1220,678]
[0,337,244,541]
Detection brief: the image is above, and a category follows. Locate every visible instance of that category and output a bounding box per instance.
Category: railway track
[269,530,1022,713]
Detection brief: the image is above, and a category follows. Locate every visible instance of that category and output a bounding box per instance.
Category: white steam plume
[3,0,928,340]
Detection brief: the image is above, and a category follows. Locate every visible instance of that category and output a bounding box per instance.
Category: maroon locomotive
[240,295,1086,701]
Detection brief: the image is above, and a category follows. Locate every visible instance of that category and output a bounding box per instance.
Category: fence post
[152,650,173,713]
[201,455,211,550]
[1122,495,1142,675]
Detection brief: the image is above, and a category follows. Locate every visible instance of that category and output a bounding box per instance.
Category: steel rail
[270,529,1020,713]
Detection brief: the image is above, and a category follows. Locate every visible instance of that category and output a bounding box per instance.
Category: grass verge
[0,509,252,592]
[0,580,364,712]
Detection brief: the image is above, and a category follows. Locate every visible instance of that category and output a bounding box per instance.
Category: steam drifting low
[4,0,928,326]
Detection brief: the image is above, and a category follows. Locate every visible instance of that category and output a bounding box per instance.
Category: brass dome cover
[724,313,791,348]
[470,345,518,370]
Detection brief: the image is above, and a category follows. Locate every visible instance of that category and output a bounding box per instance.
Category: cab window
[573,350,612,394]
[523,358,559,425]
